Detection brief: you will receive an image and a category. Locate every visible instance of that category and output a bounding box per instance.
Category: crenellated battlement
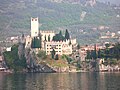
[40,31,55,33]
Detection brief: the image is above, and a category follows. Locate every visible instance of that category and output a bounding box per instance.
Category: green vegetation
[0,0,119,45]
[61,54,73,64]
[86,43,120,64]
[53,31,65,41]
[51,49,56,59]
[31,37,41,48]
[65,29,70,40]
[3,44,26,72]
[52,30,71,41]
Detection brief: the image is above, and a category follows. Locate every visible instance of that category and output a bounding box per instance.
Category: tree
[45,35,47,41]
[86,50,92,59]
[69,40,72,45]
[31,37,41,48]
[53,31,65,41]
[98,49,101,58]
[93,44,97,60]
[51,49,56,59]
[112,43,120,60]
[48,35,50,42]
[77,44,80,50]
[55,54,59,60]
[65,29,70,40]
[3,44,26,71]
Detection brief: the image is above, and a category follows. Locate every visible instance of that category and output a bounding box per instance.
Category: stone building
[45,40,73,55]
[25,17,77,55]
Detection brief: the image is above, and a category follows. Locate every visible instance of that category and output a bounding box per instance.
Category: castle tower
[31,17,39,37]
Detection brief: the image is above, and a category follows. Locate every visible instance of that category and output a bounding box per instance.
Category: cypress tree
[48,35,50,42]
[65,29,70,40]
[45,35,47,41]
[51,49,56,59]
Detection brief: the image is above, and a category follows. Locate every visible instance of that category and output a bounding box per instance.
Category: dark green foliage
[48,35,50,42]
[62,54,73,64]
[55,54,59,60]
[65,29,70,40]
[53,31,65,41]
[86,43,120,61]
[51,49,56,59]
[66,57,73,64]
[98,49,104,58]
[105,43,110,48]
[31,37,41,48]
[37,50,47,59]
[110,43,120,60]
[3,44,26,71]
[86,50,92,59]
[77,44,80,49]
[45,35,47,41]
[69,40,72,45]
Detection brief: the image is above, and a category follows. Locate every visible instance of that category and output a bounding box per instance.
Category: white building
[45,40,73,55]
[40,31,55,49]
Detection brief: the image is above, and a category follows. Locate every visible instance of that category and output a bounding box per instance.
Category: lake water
[0,72,120,90]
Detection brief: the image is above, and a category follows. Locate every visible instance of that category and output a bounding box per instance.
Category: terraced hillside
[0,0,119,44]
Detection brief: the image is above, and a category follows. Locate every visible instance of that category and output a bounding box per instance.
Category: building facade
[45,40,72,55]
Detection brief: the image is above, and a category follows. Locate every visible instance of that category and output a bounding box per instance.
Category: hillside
[0,0,119,45]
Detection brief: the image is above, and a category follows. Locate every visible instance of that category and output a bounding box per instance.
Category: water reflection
[0,72,120,90]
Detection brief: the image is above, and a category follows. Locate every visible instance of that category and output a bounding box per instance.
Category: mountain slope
[0,0,119,44]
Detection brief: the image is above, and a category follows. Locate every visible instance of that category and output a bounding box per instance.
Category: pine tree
[65,29,70,40]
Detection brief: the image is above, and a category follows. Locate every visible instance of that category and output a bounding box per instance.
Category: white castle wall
[40,31,55,49]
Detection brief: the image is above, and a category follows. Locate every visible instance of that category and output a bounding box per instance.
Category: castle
[25,17,77,55]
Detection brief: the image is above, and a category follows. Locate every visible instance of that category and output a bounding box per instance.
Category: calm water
[0,72,120,90]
